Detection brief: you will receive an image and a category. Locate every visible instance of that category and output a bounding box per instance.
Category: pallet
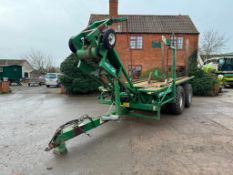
[134,76,193,92]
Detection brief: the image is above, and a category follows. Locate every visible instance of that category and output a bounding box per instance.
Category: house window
[0,67,3,72]
[24,72,29,78]
[130,36,143,49]
[171,36,177,48]
[177,37,183,49]
[128,65,142,78]
[171,36,184,49]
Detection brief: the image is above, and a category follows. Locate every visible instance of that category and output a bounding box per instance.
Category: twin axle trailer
[46,18,194,155]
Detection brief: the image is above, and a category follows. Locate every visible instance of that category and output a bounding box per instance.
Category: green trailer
[46,18,194,155]
[0,65,22,83]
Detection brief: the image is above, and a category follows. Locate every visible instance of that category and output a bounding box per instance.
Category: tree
[23,49,55,74]
[201,29,228,60]
[60,54,100,94]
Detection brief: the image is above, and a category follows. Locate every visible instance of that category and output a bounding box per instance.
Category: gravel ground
[1,85,233,175]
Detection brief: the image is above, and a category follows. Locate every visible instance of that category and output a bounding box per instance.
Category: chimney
[109,0,118,18]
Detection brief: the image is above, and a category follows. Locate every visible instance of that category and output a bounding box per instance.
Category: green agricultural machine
[46,18,194,155]
[203,57,233,88]
[216,57,233,87]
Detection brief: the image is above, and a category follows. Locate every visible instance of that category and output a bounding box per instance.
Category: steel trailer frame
[46,18,193,154]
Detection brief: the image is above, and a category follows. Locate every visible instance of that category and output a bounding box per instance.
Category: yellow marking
[121,102,130,108]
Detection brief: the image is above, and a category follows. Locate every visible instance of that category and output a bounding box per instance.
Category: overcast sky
[0,0,232,66]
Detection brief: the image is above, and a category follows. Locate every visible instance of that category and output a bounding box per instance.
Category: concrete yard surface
[1,86,233,175]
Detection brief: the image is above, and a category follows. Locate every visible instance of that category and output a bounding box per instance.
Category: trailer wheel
[68,38,76,53]
[103,29,116,50]
[161,104,171,114]
[171,86,185,114]
[184,83,193,108]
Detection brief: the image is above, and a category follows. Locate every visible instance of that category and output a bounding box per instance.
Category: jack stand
[53,141,68,155]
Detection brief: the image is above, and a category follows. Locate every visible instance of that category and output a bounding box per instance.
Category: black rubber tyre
[68,38,76,53]
[170,86,185,115]
[28,83,30,87]
[184,83,193,108]
[46,85,50,88]
[161,103,171,114]
[103,29,116,50]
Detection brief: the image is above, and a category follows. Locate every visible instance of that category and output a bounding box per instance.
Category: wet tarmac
[1,86,233,175]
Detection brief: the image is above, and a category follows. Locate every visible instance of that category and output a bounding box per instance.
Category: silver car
[45,73,62,87]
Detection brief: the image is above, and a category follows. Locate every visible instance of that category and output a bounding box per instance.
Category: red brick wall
[115,33,199,73]
[109,0,118,17]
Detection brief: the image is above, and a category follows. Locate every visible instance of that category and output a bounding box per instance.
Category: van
[45,73,62,87]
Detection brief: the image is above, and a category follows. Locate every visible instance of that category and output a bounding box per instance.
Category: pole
[114,78,121,115]
[172,45,177,102]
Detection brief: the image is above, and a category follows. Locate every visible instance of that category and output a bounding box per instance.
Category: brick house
[89,0,199,77]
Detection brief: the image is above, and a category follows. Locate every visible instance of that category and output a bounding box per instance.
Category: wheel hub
[188,93,192,103]
[108,33,116,46]
[179,96,183,109]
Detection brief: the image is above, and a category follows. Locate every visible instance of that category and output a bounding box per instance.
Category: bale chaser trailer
[46,18,194,155]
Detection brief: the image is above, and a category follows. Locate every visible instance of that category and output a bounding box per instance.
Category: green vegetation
[189,68,220,96]
[60,54,100,94]
[188,50,220,96]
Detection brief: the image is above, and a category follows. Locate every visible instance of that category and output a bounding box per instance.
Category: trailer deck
[134,76,194,92]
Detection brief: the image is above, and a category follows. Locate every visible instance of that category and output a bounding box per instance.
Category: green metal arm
[45,115,107,154]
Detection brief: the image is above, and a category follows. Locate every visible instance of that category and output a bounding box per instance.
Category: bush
[189,68,220,96]
[187,50,220,96]
[60,54,100,94]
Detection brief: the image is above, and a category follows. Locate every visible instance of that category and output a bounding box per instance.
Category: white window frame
[171,36,177,48]
[177,37,184,49]
[171,36,184,49]
[128,65,142,77]
[130,36,143,49]
[130,36,136,49]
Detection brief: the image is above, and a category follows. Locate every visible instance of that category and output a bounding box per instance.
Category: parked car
[45,73,62,87]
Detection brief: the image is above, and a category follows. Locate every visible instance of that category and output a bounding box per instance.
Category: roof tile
[0,59,27,66]
[89,14,199,34]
